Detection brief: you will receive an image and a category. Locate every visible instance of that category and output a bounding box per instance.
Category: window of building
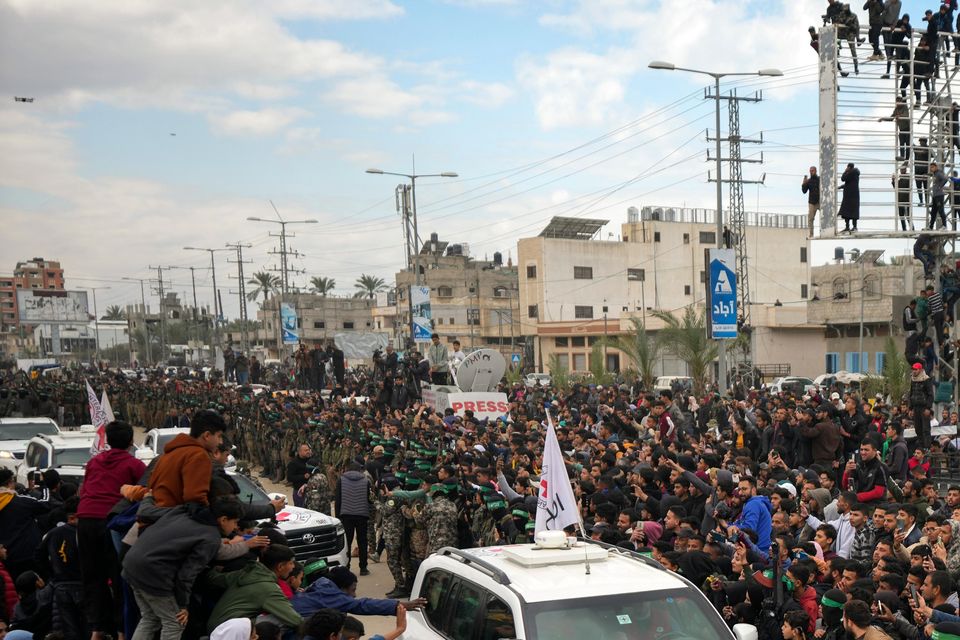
[627,268,645,282]
[449,317,455,325]
[588,336,599,345]
[800,247,808,263]
[700,270,706,283]
[699,231,716,244]
[571,336,585,347]
[876,351,886,374]
[437,318,443,325]
[313,321,325,329]
[574,305,593,319]
[526,265,537,279]
[845,351,868,373]
[343,321,354,329]
[493,286,508,297]
[801,284,808,299]
[467,309,480,325]
[436,286,453,298]
[573,266,593,280]
[573,353,587,370]
[863,275,880,299]
[654,232,661,242]
[684,285,691,295]
[556,354,569,371]
[683,233,690,244]
[832,277,848,300]
[825,352,839,373]
[528,304,538,318]
[554,337,568,347]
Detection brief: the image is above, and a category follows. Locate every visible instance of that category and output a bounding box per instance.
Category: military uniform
[380,493,407,592]
[420,490,459,554]
[303,471,332,515]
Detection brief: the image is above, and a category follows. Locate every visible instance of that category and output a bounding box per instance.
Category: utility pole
[148,265,172,364]
[87,286,111,365]
[227,241,253,352]
[708,88,765,389]
[122,277,153,366]
[183,247,229,364]
[169,266,200,363]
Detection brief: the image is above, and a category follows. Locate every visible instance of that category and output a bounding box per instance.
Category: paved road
[258,474,399,636]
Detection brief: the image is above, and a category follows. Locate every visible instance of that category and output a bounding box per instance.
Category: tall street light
[366,167,458,344]
[87,286,111,365]
[183,246,229,361]
[121,277,152,366]
[648,61,782,392]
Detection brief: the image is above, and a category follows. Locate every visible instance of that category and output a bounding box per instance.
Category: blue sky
[0,0,939,317]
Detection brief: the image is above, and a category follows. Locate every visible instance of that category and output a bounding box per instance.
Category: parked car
[653,376,694,393]
[400,536,756,640]
[524,373,552,388]
[767,376,816,395]
[16,428,97,487]
[0,417,61,472]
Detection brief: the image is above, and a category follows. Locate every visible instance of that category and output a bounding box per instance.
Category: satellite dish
[453,349,506,392]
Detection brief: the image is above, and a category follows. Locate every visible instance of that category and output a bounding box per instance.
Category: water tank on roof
[430,232,439,245]
[447,244,462,256]
[627,206,639,223]
[664,208,676,221]
[652,208,662,221]
[493,251,503,266]
[834,247,845,261]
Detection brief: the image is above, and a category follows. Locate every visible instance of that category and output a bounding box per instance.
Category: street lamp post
[88,286,111,365]
[366,167,458,343]
[183,247,229,362]
[647,61,782,392]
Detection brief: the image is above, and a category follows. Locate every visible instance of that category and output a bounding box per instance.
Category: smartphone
[910,584,919,605]
[876,600,885,614]
[849,452,856,462]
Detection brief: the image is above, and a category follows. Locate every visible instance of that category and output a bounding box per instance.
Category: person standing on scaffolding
[865,0,885,61]
[802,166,821,238]
[884,13,911,80]
[837,4,862,77]
[879,96,912,160]
[894,164,913,230]
[916,137,931,207]
[840,162,861,233]
[930,161,949,229]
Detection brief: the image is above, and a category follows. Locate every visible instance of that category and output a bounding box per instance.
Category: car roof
[440,545,686,603]
[147,428,190,436]
[0,417,59,425]
[33,432,95,448]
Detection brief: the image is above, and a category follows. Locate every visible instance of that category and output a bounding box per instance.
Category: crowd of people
[2,346,960,640]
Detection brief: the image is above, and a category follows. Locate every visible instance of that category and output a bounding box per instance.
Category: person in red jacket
[77,421,146,640]
[147,410,225,508]
[841,438,888,504]
[0,545,17,623]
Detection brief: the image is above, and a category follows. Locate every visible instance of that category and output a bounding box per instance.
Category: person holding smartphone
[842,439,888,504]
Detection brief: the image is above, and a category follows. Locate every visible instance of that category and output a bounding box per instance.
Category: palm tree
[310,276,336,297]
[247,271,281,342]
[609,317,661,390]
[353,274,387,299]
[651,305,719,394]
[102,305,125,321]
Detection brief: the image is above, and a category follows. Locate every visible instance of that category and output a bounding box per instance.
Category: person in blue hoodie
[732,476,773,552]
[291,567,424,618]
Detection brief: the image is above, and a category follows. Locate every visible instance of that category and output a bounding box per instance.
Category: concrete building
[518,209,817,377]
[0,257,65,332]
[807,254,922,374]
[254,293,379,358]
[394,235,521,357]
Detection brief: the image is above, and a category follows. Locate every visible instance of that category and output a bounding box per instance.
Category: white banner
[446,392,509,420]
[535,413,582,535]
[86,380,108,455]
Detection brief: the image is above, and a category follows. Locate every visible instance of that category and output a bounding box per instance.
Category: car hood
[271,504,341,531]
[0,439,31,455]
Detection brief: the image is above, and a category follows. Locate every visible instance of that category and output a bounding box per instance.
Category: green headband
[932,632,960,640]
[486,499,508,511]
[820,596,845,609]
[512,509,530,520]
[525,521,536,531]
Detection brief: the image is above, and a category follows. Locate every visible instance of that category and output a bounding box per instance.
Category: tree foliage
[651,306,718,394]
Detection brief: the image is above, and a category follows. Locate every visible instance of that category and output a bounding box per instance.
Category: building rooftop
[538,216,609,240]
[632,205,805,230]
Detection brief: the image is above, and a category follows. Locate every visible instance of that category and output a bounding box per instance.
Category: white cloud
[521,0,816,129]
[209,107,307,137]
[459,81,514,108]
[269,0,403,20]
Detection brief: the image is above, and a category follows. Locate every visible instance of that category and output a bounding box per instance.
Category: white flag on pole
[535,411,582,535]
[86,380,108,455]
[101,391,116,424]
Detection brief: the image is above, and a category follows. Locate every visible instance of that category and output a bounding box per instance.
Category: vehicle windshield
[525,588,730,640]
[54,447,93,467]
[155,432,181,452]
[0,422,58,441]
[231,473,271,505]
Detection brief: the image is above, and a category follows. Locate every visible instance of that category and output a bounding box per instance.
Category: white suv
[16,429,97,488]
[0,417,61,472]
[400,539,757,640]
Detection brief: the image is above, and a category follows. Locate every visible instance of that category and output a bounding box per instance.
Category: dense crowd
[2,346,960,640]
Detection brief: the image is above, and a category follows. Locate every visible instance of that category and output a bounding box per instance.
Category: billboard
[707,248,737,339]
[17,290,89,323]
[280,303,299,344]
[411,285,432,342]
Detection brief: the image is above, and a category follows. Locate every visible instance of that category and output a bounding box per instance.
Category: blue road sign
[708,248,737,339]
